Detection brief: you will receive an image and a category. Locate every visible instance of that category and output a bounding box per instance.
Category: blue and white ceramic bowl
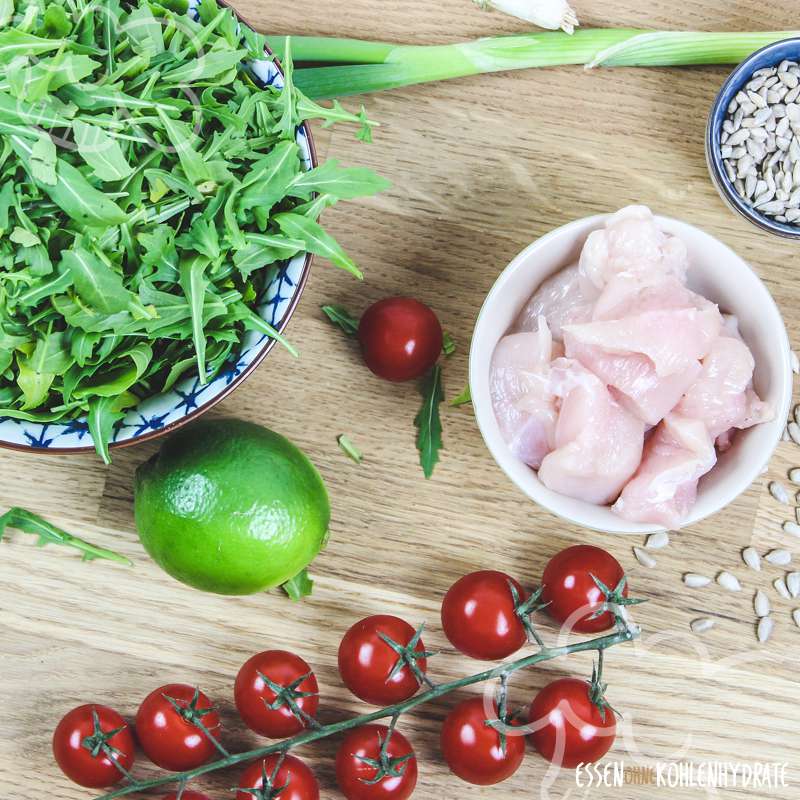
[0,2,316,455]
[706,38,800,239]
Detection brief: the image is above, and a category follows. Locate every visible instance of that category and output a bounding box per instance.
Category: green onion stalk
[265,30,800,99]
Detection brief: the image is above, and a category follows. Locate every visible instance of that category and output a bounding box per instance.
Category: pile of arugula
[0,0,388,461]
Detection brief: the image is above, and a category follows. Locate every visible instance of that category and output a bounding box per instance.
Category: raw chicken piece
[514,263,592,340]
[613,414,716,528]
[490,321,558,468]
[579,206,688,299]
[675,322,772,441]
[538,359,645,505]
[562,304,722,378]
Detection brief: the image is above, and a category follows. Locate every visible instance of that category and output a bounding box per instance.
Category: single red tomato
[338,615,428,705]
[357,297,443,382]
[135,683,221,771]
[440,696,525,786]
[162,792,212,800]
[441,570,529,660]
[529,678,616,768]
[236,754,319,800]
[234,650,319,738]
[336,724,417,800]
[541,545,627,632]
[53,704,135,788]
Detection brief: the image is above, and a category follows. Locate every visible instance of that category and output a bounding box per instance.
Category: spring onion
[266,30,800,99]
[475,0,579,35]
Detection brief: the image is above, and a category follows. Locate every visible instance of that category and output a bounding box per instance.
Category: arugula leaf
[232,233,304,278]
[161,48,248,85]
[238,140,301,212]
[72,119,134,181]
[87,395,126,464]
[175,217,220,260]
[414,364,444,478]
[450,384,472,407]
[30,134,57,185]
[274,213,362,279]
[288,160,391,200]
[337,434,362,464]
[321,304,359,336]
[0,507,132,564]
[61,247,141,315]
[155,107,212,184]
[281,568,314,601]
[179,255,210,382]
[442,331,456,356]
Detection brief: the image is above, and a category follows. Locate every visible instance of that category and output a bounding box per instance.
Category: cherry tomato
[541,545,627,632]
[441,570,529,660]
[135,683,221,771]
[358,297,443,382]
[237,754,319,800]
[440,697,525,786]
[162,792,212,800]
[52,704,135,788]
[336,724,418,800]
[528,677,616,767]
[234,650,319,738]
[338,615,428,705]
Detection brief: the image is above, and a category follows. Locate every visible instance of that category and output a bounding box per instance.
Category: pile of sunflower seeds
[720,60,800,224]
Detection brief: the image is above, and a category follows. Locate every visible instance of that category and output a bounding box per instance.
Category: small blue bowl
[706,37,800,239]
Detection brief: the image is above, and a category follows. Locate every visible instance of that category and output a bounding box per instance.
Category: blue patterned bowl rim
[0,0,317,454]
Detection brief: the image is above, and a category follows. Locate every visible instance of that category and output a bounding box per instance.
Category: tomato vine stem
[93,627,636,800]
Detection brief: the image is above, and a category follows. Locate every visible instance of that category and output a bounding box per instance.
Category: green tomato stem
[92,626,636,799]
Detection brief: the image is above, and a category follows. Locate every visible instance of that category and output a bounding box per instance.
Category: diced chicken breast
[490,321,558,468]
[562,304,722,378]
[514,263,592,341]
[579,206,688,299]
[675,328,772,441]
[538,359,645,505]
[613,414,716,528]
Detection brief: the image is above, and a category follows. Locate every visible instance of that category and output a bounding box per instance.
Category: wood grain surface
[2,1,800,798]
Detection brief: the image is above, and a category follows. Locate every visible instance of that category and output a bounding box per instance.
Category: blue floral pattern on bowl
[0,1,314,453]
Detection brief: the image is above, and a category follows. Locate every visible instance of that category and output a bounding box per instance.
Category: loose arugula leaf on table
[321,304,359,336]
[0,507,132,565]
[281,567,314,601]
[415,364,444,478]
[337,434,363,463]
[0,1,387,461]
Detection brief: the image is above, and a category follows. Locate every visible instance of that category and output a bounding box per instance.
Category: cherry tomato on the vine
[234,650,319,738]
[441,570,529,660]
[336,724,418,800]
[528,677,616,767]
[358,297,443,382]
[440,697,525,786]
[162,792,212,800]
[135,683,221,771]
[541,545,627,632]
[338,615,429,705]
[237,754,320,800]
[52,704,135,788]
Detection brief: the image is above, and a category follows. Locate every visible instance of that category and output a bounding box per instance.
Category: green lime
[134,418,330,595]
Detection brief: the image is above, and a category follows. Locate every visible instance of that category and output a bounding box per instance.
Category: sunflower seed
[717,571,742,592]
[792,468,800,484]
[793,608,800,627]
[645,531,669,550]
[769,481,791,503]
[759,200,787,214]
[787,572,800,598]
[633,546,656,568]
[787,86,800,104]
[765,549,792,566]
[784,520,800,537]
[754,589,771,617]
[792,350,800,374]
[757,616,774,643]
[727,128,750,146]
[774,576,791,599]
[742,546,761,571]
[788,422,800,444]
[683,573,712,588]
[690,617,716,634]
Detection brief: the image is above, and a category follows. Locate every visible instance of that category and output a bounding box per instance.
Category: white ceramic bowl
[469,214,793,533]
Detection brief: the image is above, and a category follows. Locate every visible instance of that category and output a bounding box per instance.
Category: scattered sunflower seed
[757,615,774,643]
[769,481,791,504]
[633,546,656,568]
[690,617,716,634]
[742,546,761,571]
[717,571,742,592]
[792,350,800,374]
[786,571,800,598]
[754,589,771,617]
[793,608,800,627]
[683,573,712,588]
[789,467,800,484]
[788,422,800,445]
[785,520,800,537]
[645,531,670,550]
[765,549,792,566]
[774,576,791,599]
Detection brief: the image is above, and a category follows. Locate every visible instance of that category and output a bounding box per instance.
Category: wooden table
[3,1,799,798]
